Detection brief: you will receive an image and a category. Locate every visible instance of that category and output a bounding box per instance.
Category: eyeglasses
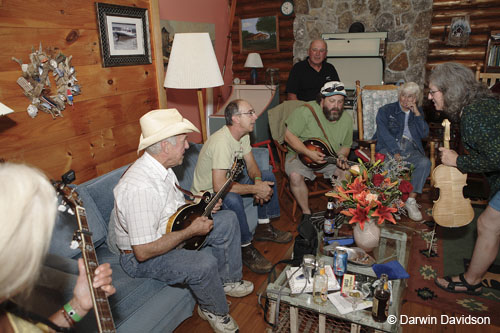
[237,110,256,116]
[428,89,440,96]
[323,85,345,93]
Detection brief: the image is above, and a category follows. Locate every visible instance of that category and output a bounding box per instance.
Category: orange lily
[329,185,350,202]
[345,204,371,230]
[371,203,398,225]
[346,177,366,195]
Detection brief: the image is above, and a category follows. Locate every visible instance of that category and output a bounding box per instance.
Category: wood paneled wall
[0,0,161,183]
[427,0,500,72]
[231,0,294,102]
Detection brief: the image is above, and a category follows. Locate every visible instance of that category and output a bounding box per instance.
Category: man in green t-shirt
[192,99,292,274]
[284,81,353,223]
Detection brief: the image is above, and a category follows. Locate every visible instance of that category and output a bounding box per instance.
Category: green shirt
[191,125,251,194]
[457,97,500,197]
[285,101,353,156]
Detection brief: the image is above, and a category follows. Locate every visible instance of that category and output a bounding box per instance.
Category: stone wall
[293,0,433,86]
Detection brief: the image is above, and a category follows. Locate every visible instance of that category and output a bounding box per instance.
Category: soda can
[333,249,348,280]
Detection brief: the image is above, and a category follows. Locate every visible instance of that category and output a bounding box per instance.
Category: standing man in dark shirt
[286,39,340,101]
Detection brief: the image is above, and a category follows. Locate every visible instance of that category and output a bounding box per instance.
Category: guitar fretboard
[203,160,242,217]
[76,206,116,333]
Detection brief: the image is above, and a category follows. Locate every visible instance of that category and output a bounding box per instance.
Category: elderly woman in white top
[373,82,431,221]
[0,163,115,332]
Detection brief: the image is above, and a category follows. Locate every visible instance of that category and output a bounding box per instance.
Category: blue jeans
[119,210,241,316]
[222,169,280,245]
[489,191,500,212]
[380,137,431,194]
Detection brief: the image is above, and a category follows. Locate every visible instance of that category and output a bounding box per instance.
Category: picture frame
[96,2,152,67]
[239,15,279,54]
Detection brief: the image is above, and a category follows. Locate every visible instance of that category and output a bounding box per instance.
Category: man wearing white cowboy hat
[284,81,353,224]
[110,108,253,333]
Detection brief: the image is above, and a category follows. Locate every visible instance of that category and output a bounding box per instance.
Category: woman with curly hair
[430,62,500,295]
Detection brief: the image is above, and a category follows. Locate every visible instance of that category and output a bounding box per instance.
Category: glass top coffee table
[264,227,408,333]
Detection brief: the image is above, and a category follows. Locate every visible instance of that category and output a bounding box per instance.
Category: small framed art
[239,15,279,54]
[96,2,152,67]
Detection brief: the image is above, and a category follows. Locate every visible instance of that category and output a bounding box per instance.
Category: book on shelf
[488,45,500,67]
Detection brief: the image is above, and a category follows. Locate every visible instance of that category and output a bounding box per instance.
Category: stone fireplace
[292,0,433,86]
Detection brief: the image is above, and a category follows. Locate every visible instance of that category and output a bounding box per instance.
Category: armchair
[355,80,438,185]
[475,65,500,89]
[355,80,398,161]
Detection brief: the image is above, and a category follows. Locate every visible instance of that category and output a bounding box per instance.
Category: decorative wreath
[12,43,81,119]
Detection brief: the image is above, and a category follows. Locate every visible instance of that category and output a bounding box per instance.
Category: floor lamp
[164,33,223,143]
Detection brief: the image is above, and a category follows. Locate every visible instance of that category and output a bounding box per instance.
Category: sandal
[435,273,482,295]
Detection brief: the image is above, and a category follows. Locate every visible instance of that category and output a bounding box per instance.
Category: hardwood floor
[174,173,499,333]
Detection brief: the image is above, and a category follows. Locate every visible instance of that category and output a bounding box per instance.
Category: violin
[431,119,474,227]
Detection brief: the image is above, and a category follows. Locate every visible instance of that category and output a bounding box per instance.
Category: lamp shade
[164,33,223,89]
[244,53,263,68]
[0,102,14,116]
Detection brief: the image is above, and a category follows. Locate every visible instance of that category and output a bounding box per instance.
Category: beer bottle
[324,197,335,239]
[313,260,328,305]
[372,274,390,322]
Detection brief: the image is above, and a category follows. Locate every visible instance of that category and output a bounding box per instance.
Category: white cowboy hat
[137,108,199,152]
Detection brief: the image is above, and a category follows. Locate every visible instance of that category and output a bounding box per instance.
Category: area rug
[404,207,500,326]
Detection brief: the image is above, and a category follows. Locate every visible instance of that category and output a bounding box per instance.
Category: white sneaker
[197,306,239,333]
[223,280,254,297]
[405,198,423,221]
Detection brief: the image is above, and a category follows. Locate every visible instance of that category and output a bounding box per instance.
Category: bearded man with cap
[110,109,253,333]
[284,81,353,223]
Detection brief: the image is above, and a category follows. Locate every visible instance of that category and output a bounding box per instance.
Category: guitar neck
[442,119,451,149]
[203,176,233,217]
[75,206,116,332]
[325,156,357,167]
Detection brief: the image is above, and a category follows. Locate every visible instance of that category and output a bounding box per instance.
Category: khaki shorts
[284,153,338,181]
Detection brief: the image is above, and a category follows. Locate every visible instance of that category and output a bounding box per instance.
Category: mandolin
[166,158,244,250]
[53,179,116,333]
[298,138,357,170]
[431,119,474,227]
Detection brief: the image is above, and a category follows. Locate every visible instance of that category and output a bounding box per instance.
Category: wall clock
[280,1,294,16]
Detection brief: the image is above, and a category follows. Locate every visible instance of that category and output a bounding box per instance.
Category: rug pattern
[404,212,500,326]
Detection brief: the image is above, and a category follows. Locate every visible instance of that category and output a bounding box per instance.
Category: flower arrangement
[327,155,413,230]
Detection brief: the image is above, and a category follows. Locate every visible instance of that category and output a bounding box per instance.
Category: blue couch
[30,143,269,332]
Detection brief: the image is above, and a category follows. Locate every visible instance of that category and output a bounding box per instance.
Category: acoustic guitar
[53,180,116,333]
[166,158,244,250]
[431,119,474,227]
[298,138,357,170]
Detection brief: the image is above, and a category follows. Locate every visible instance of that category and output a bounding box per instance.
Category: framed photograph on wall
[239,15,279,53]
[96,2,152,67]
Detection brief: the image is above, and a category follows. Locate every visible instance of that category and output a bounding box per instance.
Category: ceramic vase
[353,219,381,252]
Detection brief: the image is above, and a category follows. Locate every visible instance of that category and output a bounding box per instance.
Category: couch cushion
[172,143,202,197]
[94,245,196,332]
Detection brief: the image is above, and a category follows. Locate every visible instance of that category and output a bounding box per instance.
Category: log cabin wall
[231,0,294,102]
[427,0,500,73]
[0,0,161,184]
